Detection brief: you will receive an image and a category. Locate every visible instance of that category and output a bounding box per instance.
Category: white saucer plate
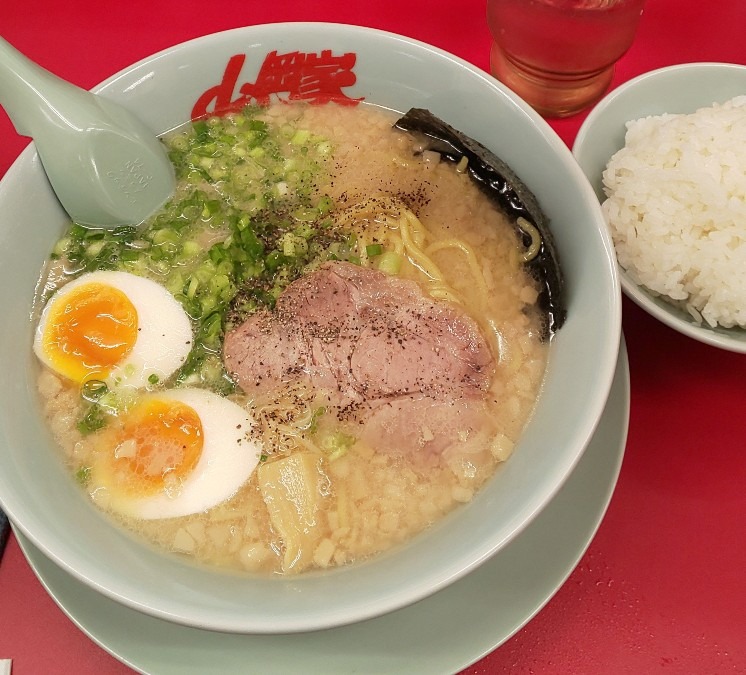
[16,341,630,675]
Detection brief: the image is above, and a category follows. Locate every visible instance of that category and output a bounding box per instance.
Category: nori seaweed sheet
[394,108,566,338]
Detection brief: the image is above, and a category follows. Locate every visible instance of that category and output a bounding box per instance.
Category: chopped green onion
[376,251,403,275]
[307,406,326,434]
[320,431,356,462]
[75,466,92,486]
[365,243,383,257]
[291,129,311,145]
[77,405,107,435]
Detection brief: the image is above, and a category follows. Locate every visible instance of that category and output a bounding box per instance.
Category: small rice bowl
[601,95,746,328]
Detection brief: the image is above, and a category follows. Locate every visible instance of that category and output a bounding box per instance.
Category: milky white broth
[35,102,548,575]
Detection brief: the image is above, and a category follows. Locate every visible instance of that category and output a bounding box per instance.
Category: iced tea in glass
[487,0,646,117]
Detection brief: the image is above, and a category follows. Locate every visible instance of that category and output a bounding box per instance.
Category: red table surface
[1,2,745,673]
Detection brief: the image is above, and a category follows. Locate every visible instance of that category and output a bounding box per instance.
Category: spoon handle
[0,36,90,138]
[0,35,175,227]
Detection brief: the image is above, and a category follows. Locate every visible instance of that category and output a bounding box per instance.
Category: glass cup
[487,0,646,118]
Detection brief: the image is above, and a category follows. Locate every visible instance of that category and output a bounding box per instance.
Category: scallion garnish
[365,243,383,257]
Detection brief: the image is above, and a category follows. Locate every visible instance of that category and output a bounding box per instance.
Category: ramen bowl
[573,62,746,353]
[0,23,621,633]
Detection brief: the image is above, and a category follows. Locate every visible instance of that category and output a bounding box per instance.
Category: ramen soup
[33,103,556,575]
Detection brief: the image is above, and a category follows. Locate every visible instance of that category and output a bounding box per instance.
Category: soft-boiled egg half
[34,270,192,389]
[90,388,262,520]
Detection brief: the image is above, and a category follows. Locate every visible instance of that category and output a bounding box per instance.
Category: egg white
[34,270,193,389]
[97,388,262,520]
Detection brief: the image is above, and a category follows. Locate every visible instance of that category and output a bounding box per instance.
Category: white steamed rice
[602,95,746,329]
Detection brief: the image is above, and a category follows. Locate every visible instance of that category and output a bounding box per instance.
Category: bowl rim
[0,21,622,633]
[573,61,746,353]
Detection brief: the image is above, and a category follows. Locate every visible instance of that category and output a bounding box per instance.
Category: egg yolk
[112,398,204,496]
[41,282,138,383]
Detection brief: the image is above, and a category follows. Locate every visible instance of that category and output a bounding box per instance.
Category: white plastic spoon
[0,36,175,227]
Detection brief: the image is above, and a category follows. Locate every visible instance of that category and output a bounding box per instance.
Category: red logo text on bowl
[192,50,363,119]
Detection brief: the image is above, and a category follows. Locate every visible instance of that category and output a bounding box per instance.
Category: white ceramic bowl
[0,23,621,633]
[573,62,746,353]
